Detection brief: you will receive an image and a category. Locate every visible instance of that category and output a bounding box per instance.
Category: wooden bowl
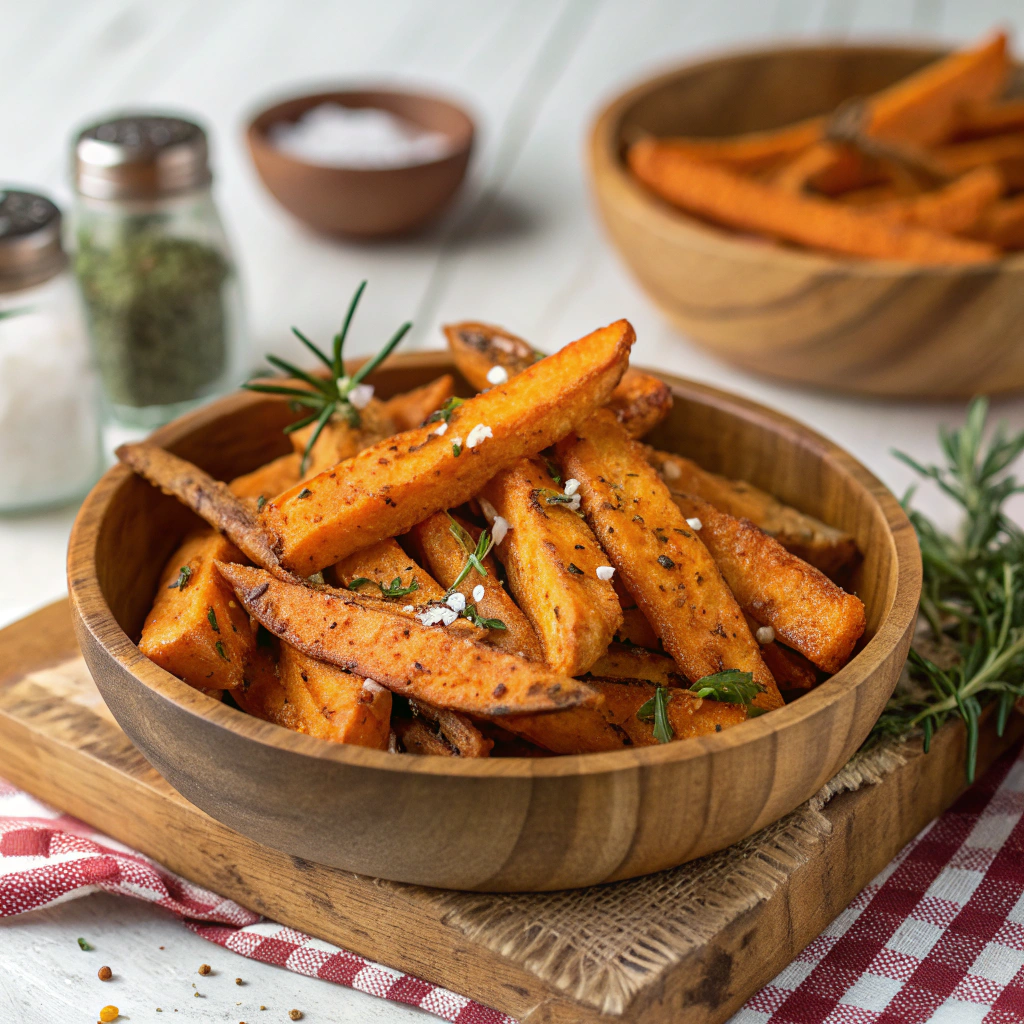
[67,353,920,892]
[589,44,1024,399]
[247,88,473,238]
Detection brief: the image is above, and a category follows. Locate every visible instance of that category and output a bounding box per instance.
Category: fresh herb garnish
[214,641,229,662]
[452,443,462,458]
[544,457,562,486]
[0,307,32,322]
[77,937,93,951]
[689,669,764,705]
[567,563,584,575]
[542,490,576,505]
[207,607,220,633]
[256,495,267,510]
[348,576,420,598]
[427,396,465,426]
[637,686,674,743]
[297,487,313,499]
[463,605,507,630]
[869,398,1024,782]
[168,565,192,590]
[447,515,495,593]
[243,281,411,473]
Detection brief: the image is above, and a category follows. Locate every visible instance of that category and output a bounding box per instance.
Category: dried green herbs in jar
[76,228,229,408]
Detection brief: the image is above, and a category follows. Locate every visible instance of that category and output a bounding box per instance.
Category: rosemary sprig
[348,576,420,599]
[427,396,465,426]
[869,398,1024,782]
[463,605,507,630]
[447,515,495,592]
[243,281,411,473]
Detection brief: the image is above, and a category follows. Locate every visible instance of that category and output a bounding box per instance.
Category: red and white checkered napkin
[0,776,513,1024]
[733,740,1024,1024]
[3,742,1024,1024]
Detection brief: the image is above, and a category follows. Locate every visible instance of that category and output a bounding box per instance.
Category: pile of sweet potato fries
[628,31,1024,262]
[118,320,866,757]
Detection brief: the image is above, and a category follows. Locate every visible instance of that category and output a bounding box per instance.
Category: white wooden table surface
[2,0,1024,1020]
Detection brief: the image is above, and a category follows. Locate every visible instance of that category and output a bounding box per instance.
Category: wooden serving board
[1,601,1020,1024]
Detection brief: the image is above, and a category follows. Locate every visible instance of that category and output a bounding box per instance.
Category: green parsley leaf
[452,443,462,457]
[256,495,267,510]
[636,686,674,743]
[689,670,764,704]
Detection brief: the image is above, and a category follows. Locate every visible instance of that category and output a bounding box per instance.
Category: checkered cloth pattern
[731,740,1024,1024]
[3,742,1024,1024]
[0,776,513,1024]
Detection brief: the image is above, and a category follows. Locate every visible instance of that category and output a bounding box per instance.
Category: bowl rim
[245,85,476,173]
[68,353,921,781]
[589,38,1024,275]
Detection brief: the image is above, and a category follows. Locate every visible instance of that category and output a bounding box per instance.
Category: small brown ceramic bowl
[67,352,921,892]
[589,43,1024,399]
[247,88,474,238]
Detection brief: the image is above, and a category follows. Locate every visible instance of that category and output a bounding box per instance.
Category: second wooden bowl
[67,353,920,891]
[589,44,1024,399]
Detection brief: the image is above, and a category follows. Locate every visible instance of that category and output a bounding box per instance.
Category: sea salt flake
[663,460,682,481]
[433,422,448,436]
[472,585,485,602]
[446,592,467,613]
[491,516,509,546]
[465,424,493,448]
[402,605,414,613]
[485,365,508,385]
[686,517,703,531]
[478,497,498,522]
[563,478,580,496]
[362,678,385,694]
[348,383,374,409]
[595,565,616,581]
[417,605,459,627]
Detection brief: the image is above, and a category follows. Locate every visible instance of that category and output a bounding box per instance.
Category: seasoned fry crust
[482,457,623,676]
[501,681,747,754]
[140,530,254,692]
[588,645,682,687]
[648,448,859,580]
[380,374,456,431]
[444,320,671,438]
[116,442,292,579]
[760,641,819,691]
[331,537,446,607]
[262,320,636,573]
[672,494,866,673]
[557,410,782,710]
[409,512,544,660]
[215,562,598,716]
[275,645,391,748]
[407,699,493,757]
[229,453,302,502]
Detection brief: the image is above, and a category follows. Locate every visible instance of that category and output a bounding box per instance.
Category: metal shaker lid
[0,189,66,294]
[73,114,212,201]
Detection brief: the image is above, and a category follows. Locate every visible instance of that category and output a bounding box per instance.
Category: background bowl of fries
[589,35,1024,399]
[68,351,921,892]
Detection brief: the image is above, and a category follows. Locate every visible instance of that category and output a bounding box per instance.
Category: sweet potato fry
[871,165,1004,233]
[588,645,682,687]
[556,409,782,710]
[289,399,392,478]
[932,133,1024,189]
[215,562,598,716]
[759,640,818,692]
[274,645,391,748]
[380,374,456,431]
[648,448,860,580]
[393,716,456,756]
[967,193,1024,249]
[627,139,999,263]
[261,319,635,574]
[229,453,302,502]
[444,320,671,439]
[501,681,747,754]
[407,699,493,757]
[672,494,866,673]
[116,443,292,579]
[140,530,254,692]
[951,98,1024,141]
[409,511,544,660]
[481,457,622,675]
[617,605,662,650]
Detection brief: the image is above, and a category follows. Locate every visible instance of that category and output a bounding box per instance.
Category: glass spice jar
[71,114,246,435]
[0,189,102,513]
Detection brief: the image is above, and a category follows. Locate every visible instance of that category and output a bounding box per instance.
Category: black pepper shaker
[71,114,246,436]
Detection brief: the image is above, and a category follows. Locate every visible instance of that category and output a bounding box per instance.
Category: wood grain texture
[1,601,1017,1024]
[66,353,921,892]
[589,43,1024,399]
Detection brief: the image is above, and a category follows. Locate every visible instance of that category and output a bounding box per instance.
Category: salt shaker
[0,189,102,513]
[71,114,246,436]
